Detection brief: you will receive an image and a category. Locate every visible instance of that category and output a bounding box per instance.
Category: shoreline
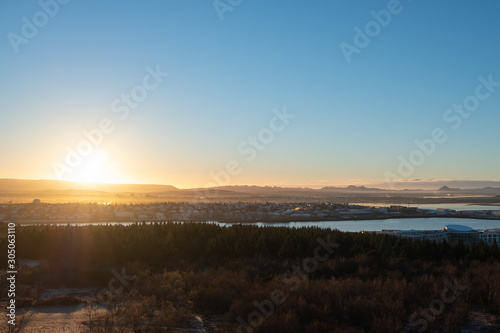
[9,213,500,225]
[220,214,500,224]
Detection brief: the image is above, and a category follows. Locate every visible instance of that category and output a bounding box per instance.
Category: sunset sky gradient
[1,0,499,188]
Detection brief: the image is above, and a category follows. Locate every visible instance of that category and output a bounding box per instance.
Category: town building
[479,229,500,245]
[378,225,499,245]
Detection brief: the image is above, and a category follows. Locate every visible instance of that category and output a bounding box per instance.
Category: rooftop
[445,224,474,232]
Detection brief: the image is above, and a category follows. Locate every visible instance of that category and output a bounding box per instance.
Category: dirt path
[16,306,217,332]
[22,306,88,333]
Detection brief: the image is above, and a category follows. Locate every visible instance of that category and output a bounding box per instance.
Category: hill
[0,179,178,194]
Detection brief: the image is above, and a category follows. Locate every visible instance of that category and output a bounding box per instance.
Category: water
[416,204,500,211]
[352,203,500,211]
[234,218,500,232]
[25,217,499,232]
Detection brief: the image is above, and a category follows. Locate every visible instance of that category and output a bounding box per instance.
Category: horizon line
[1,177,500,191]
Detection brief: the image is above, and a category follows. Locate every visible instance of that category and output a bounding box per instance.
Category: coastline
[10,213,500,225]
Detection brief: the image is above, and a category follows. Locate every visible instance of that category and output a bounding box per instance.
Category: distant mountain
[2,179,500,203]
[438,185,500,195]
[437,186,461,191]
[212,185,390,195]
[464,187,500,195]
[437,185,500,195]
[0,179,178,194]
[211,185,315,195]
[320,185,384,192]
[370,180,500,191]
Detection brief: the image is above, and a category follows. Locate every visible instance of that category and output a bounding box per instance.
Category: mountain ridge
[0,178,178,194]
[1,179,500,197]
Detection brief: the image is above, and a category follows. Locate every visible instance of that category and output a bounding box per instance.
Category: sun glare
[72,152,113,184]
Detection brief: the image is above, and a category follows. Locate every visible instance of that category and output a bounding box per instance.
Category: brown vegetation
[0,223,499,331]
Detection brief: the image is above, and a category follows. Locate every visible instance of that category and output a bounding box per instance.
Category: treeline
[10,223,500,268]
[1,222,499,332]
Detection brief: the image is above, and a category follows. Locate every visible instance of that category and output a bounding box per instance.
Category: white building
[444,225,479,243]
[479,229,500,245]
[378,230,449,241]
[378,225,499,245]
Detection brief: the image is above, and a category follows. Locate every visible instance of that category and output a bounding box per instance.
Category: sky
[1,0,499,189]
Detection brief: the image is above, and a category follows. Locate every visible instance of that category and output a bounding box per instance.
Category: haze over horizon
[1,1,499,189]
[2,177,500,192]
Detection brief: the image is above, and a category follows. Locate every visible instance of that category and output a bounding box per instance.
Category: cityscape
[1,200,500,223]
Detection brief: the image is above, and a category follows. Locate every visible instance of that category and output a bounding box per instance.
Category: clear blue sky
[1,0,499,188]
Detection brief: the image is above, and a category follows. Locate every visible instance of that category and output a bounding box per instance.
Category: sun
[72,151,113,184]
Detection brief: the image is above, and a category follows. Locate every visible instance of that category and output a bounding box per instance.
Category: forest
[1,222,499,332]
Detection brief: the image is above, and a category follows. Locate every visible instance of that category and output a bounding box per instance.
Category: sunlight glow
[72,151,114,184]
